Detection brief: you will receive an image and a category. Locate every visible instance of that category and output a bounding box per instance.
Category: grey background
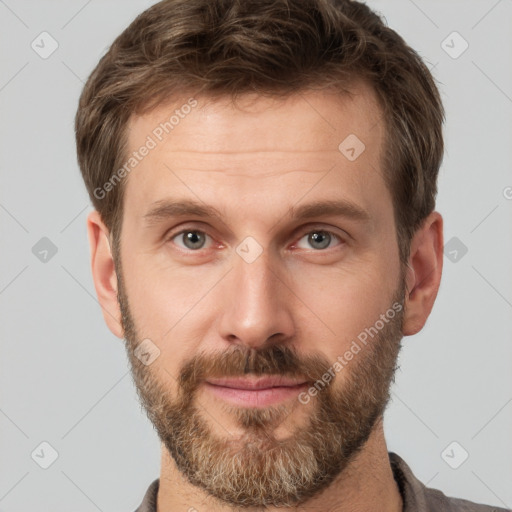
[1,0,511,510]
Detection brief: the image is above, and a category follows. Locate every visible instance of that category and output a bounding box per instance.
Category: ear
[402,211,444,336]
[86,210,124,339]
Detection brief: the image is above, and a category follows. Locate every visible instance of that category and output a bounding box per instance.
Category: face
[116,83,406,507]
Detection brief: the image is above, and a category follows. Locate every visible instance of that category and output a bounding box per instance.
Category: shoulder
[424,488,510,512]
[133,478,159,512]
[389,452,510,512]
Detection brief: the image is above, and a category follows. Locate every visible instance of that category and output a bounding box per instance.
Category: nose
[217,248,296,350]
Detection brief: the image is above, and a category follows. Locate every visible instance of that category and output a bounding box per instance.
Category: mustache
[177,344,333,397]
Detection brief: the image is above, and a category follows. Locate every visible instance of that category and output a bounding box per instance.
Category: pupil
[310,231,330,249]
[185,231,204,249]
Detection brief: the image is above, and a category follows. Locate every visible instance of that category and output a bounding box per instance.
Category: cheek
[290,263,395,358]
[124,254,193,321]
[121,255,221,358]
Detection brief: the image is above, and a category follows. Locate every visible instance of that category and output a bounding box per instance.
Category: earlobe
[86,210,124,339]
[402,211,444,336]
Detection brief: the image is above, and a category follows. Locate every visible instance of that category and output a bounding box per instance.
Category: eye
[170,229,213,251]
[295,230,343,250]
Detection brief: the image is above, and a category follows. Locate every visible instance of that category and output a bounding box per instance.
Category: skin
[87,80,443,511]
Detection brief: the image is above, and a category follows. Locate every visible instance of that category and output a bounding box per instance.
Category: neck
[156,418,403,512]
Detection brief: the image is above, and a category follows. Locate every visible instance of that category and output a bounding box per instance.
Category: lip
[205,376,308,390]
[203,376,309,407]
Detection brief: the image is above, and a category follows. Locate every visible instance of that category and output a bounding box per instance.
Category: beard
[117,265,406,509]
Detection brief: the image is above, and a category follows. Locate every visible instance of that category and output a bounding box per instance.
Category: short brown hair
[75,0,444,265]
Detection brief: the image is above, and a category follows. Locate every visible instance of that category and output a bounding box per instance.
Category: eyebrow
[142,198,371,226]
[143,199,224,226]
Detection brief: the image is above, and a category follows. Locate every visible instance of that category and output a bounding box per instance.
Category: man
[75,0,509,510]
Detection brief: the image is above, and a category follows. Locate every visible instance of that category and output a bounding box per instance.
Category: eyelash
[166,226,345,253]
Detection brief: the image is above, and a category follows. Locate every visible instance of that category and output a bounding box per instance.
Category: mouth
[203,376,310,407]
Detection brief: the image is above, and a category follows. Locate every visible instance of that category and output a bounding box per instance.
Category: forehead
[121,82,387,225]
[128,81,383,156]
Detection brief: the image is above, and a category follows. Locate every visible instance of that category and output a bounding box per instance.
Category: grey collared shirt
[134,452,510,511]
